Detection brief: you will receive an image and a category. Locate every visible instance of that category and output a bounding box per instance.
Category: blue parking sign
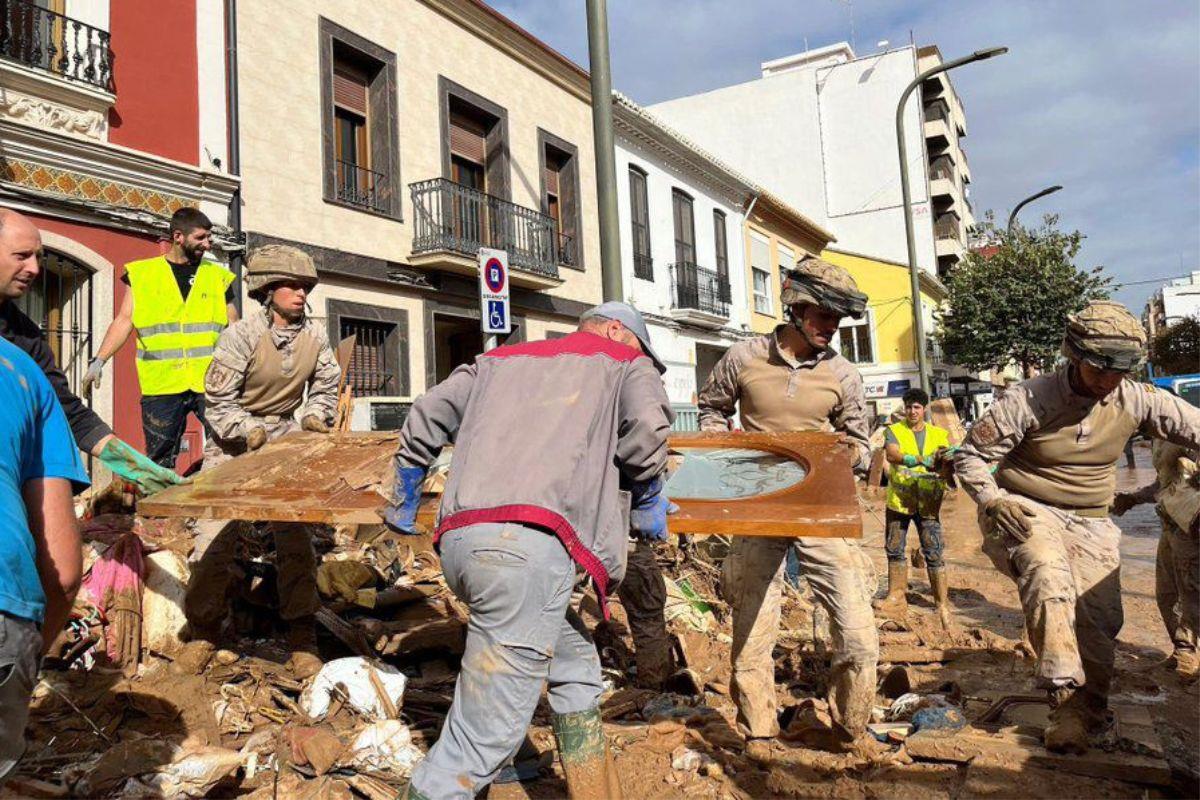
[485,299,508,334]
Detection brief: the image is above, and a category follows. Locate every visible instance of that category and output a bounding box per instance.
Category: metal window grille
[339,318,396,397]
[16,249,94,397]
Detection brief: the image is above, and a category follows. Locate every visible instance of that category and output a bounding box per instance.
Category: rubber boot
[552,707,622,800]
[928,567,952,629]
[172,622,221,675]
[286,616,324,680]
[874,561,908,619]
[1044,687,1089,755]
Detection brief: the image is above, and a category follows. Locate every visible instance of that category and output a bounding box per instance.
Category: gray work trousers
[409,523,604,800]
[0,612,42,780]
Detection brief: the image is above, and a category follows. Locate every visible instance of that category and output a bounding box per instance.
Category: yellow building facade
[742,191,834,334]
[821,247,948,417]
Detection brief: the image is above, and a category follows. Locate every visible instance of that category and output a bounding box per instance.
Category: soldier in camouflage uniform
[955,300,1200,753]
[1114,438,1200,682]
[174,245,340,678]
[698,257,877,744]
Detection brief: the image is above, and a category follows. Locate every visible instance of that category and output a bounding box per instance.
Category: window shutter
[333,64,369,116]
[544,162,560,196]
[450,112,487,164]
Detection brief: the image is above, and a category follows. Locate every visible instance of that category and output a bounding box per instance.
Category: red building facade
[0,0,238,472]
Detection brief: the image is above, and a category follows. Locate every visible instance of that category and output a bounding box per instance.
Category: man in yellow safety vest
[876,387,953,625]
[82,207,238,470]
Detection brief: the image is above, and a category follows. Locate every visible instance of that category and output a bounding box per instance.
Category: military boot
[552,707,622,800]
[1044,687,1090,755]
[172,622,222,675]
[874,561,909,619]
[1175,647,1199,683]
[286,616,324,679]
[928,567,953,629]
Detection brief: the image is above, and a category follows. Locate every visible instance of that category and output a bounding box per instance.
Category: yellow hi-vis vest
[886,421,951,514]
[126,256,233,396]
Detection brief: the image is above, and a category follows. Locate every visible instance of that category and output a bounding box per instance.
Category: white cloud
[493,0,1200,310]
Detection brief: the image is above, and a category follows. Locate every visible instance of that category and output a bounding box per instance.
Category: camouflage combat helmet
[1060,299,1147,372]
[781,256,867,319]
[245,244,318,301]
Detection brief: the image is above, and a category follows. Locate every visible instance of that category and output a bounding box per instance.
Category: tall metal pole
[1007,185,1063,234]
[585,0,623,302]
[897,46,1007,395]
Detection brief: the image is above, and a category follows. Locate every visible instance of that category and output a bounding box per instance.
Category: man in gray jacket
[385,302,673,800]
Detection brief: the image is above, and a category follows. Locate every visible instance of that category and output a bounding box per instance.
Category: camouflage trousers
[1156,516,1199,655]
[183,418,320,628]
[616,538,673,689]
[980,494,1122,701]
[722,536,878,738]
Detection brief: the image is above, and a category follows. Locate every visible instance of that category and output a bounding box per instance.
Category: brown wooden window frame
[537,128,584,271]
[672,188,696,265]
[629,165,652,281]
[438,77,510,202]
[319,18,401,220]
[325,299,410,397]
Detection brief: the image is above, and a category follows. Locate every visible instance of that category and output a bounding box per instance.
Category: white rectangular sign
[478,248,511,335]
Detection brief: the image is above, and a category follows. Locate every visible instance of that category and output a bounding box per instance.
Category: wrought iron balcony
[336,160,387,214]
[410,178,565,280]
[670,261,730,319]
[0,0,113,91]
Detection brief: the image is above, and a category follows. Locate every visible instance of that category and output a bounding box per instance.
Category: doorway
[433,313,484,384]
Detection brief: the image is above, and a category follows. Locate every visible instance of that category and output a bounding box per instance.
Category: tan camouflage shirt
[955,366,1200,510]
[204,308,340,442]
[697,325,870,470]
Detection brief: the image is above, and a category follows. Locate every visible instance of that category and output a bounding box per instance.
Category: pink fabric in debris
[81,532,144,660]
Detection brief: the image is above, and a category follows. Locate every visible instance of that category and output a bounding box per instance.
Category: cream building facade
[236,0,603,421]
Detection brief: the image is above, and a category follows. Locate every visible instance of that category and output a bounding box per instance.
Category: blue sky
[492,0,1200,311]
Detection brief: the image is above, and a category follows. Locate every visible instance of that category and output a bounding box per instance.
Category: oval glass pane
[666,447,807,500]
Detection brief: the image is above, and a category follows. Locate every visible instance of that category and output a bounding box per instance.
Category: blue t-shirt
[0,337,89,623]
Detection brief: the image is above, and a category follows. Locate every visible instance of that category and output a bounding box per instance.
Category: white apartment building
[649,42,970,281]
[613,95,754,423]
[1145,270,1200,338]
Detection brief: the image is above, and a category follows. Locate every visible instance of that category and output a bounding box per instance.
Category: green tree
[1150,316,1200,376]
[935,213,1111,377]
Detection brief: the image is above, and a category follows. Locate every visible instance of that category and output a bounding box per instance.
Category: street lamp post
[1007,185,1063,234]
[585,0,623,303]
[897,46,1007,395]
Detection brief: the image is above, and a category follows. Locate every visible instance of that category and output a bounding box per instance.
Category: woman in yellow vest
[82,208,237,470]
[875,388,953,626]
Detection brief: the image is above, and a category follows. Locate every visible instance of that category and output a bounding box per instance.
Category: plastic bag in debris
[886,692,960,725]
[148,746,246,798]
[349,719,424,774]
[663,578,714,632]
[302,657,407,720]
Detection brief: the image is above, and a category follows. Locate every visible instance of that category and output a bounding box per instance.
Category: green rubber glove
[902,454,919,467]
[99,437,188,495]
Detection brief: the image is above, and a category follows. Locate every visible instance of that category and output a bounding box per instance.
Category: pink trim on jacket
[482,330,644,366]
[434,504,613,619]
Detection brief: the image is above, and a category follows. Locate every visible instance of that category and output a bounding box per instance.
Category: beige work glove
[245,424,268,451]
[301,415,330,434]
[984,497,1036,542]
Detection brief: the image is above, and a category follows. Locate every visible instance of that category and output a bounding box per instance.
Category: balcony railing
[929,155,955,182]
[633,252,653,281]
[934,216,962,242]
[0,0,113,91]
[410,178,565,280]
[670,262,730,318]
[336,160,387,214]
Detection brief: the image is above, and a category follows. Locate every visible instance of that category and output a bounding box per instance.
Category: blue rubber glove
[921,455,937,469]
[383,464,427,535]
[902,454,920,468]
[630,477,677,542]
